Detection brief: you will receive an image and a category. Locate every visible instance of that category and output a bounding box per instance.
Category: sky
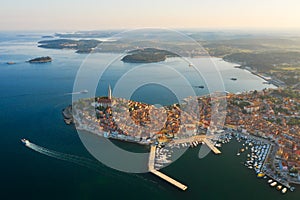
[0,0,300,31]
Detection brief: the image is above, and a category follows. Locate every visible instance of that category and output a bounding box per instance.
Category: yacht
[282,188,287,194]
[270,182,277,187]
[268,179,273,183]
[21,138,30,146]
[276,185,282,190]
[80,89,88,94]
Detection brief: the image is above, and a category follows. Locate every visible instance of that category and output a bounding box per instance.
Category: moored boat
[270,182,277,187]
[268,179,273,183]
[257,173,265,178]
[282,187,287,194]
[276,185,282,190]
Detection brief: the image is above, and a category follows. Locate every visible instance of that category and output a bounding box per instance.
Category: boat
[268,179,273,183]
[276,185,282,190]
[257,173,265,178]
[215,143,221,148]
[282,188,287,194]
[290,187,295,192]
[21,138,30,146]
[270,182,277,187]
[7,61,16,65]
[194,85,204,89]
[80,89,88,94]
[237,153,240,156]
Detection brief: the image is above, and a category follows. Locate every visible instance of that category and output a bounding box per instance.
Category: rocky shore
[62,105,73,125]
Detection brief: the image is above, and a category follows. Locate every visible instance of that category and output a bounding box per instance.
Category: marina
[233,132,296,194]
[148,135,222,190]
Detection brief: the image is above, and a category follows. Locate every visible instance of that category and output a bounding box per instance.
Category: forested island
[121,48,178,63]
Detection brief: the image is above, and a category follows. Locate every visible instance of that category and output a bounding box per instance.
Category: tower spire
[108,84,112,100]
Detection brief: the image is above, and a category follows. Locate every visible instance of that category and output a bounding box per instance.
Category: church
[94,85,112,108]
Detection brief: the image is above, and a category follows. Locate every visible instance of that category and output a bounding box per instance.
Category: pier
[201,138,221,154]
[148,145,156,171]
[148,145,188,191]
[172,135,221,154]
[150,170,188,191]
[148,135,221,191]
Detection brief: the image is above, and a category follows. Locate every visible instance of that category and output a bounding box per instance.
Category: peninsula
[64,87,300,192]
[38,39,101,53]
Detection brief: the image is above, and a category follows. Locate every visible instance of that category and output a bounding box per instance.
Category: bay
[0,32,297,200]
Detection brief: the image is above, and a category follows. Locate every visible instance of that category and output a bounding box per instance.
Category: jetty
[172,135,221,154]
[148,136,221,191]
[202,138,221,154]
[148,145,188,191]
[150,170,188,191]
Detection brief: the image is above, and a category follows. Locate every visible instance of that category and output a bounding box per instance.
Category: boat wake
[64,90,88,96]
[22,139,160,189]
[23,139,107,173]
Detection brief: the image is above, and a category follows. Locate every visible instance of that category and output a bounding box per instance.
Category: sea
[0,32,298,200]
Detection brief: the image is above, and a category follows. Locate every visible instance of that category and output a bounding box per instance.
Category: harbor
[148,135,222,190]
[234,132,296,194]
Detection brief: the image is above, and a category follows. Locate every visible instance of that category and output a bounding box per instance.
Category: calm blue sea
[0,32,297,200]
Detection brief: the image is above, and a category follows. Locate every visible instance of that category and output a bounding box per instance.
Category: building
[92,84,112,108]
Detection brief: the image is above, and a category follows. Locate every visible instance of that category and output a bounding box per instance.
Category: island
[121,48,178,63]
[27,56,52,63]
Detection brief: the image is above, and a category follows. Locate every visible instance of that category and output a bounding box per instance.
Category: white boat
[21,138,30,146]
[268,179,273,183]
[270,182,277,187]
[282,188,287,194]
[80,89,88,94]
[215,143,221,147]
[276,185,282,190]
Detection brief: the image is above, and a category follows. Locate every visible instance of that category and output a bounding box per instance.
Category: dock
[148,145,156,171]
[172,135,222,155]
[150,169,188,191]
[148,145,188,191]
[201,138,221,154]
[148,135,221,190]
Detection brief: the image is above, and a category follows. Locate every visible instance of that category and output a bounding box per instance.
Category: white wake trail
[25,141,106,173]
[22,139,160,189]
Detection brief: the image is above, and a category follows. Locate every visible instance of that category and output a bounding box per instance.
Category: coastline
[223,58,284,88]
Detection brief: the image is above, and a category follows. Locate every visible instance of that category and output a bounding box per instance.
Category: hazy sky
[1,0,300,31]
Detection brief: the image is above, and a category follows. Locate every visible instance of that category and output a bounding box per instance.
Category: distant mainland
[38,39,100,54]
